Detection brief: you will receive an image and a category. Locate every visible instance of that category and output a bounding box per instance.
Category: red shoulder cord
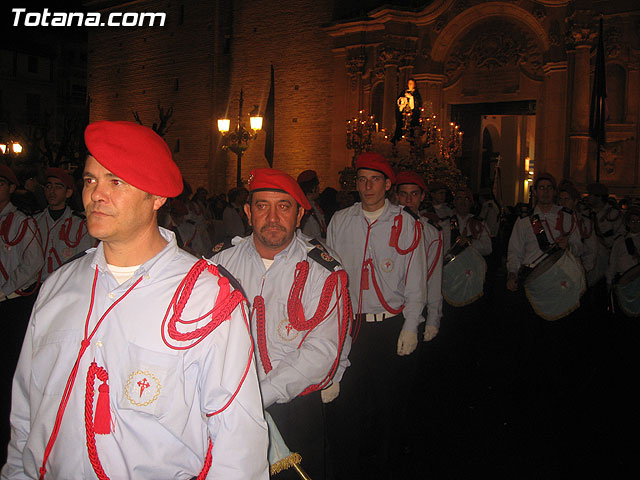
[389,213,422,255]
[554,209,576,237]
[1,215,44,296]
[40,268,143,480]
[59,217,87,248]
[1,212,28,246]
[576,214,593,240]
[254,262,352,395]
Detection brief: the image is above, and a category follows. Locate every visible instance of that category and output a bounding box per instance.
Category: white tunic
[2,228,269,480]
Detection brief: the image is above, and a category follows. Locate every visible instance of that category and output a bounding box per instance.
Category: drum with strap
[442,240,487,307]
[614,263,640,318]
[524,249,586,320]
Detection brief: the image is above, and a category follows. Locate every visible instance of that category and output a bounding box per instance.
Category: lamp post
[218,89,263,187]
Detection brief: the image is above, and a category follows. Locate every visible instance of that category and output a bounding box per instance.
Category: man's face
[245,190,304,255]
[587,193,603,209]
[628,214,640,234]
[356,169,391,211]
[0,177,15,208]
[534,180,555,206]
[431,188,446,206]
[45,176,72,209]
[397,184,424,213]
[82,155,166,244]
[558,191,576,211]
[453,190,472,215]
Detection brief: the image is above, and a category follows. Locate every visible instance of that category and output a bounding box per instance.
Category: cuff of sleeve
[401,315,424,334]
[260,382,279,409]
[425,315,441,330]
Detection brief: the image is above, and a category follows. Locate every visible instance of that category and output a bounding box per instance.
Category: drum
[524,249,586,321]
[442,245,487,307]
[614,263,640,318]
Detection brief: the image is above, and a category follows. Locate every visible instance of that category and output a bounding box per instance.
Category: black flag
[589,18,607,146]
[264,64,275,167]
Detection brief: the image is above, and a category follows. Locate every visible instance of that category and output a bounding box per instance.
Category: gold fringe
[270,452,302,476]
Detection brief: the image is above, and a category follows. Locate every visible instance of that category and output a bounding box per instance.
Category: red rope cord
[59,217,87,248]
[426,233,443,281]
[389,213,422,255]
[254,263,352,395]
[39,268,143,480]
[0,212,28,246]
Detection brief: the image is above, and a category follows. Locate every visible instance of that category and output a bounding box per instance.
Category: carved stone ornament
[532,4,546,21]
[444,20,544,80]
[605,26,622,59]
[601,141,624,176]
[346,54,366,90]
[377,44,401,67]
[565,10,596,49]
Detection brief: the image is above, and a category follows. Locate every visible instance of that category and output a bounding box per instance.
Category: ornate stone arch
[431,2,551,64]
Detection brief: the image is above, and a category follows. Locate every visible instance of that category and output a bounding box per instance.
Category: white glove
[321,382,340,403]
[397,330,418,356]
[423,325,439,342]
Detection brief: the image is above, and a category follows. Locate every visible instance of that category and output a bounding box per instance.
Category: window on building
[26,93,41,124]
[28,55,38,74]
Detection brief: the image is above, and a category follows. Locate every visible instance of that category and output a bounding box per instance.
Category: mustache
[260,222,286,233]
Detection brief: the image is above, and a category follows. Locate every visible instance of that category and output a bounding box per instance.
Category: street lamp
[0,141,23,155]
[218,89,263,187]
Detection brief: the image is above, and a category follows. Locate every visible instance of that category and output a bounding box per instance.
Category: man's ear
[244,202,253,227]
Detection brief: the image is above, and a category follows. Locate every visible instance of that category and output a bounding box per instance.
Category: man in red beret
[3,121,269,479]
[211,167,351,479]
[0,164,44,464]
[34,168,96,283]
[297,169,327,241]
[327,152,428,479]
[427,180,453,220]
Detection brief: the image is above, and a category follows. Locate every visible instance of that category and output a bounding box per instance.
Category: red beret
[0,164,19,186]
[297,169,318,184]
[84,120,183,197]
[355,152,396,184]
[534,172,557,190]
[395,170,426,192]
[248,168,312,210]
[46,167,75,191]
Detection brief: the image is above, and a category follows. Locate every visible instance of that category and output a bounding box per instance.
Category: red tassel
[389,225,397,247]
[361,266,369,290]
[47,256,53,274]
[94,383,111,434]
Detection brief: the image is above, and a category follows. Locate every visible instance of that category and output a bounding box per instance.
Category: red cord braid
[162,258,245,350]
[363,259,405,315]
[254,295,272,373]
[1,212,29,246]
[389,214,422,255]
[59,217,86,248]
[255,264,353,396]
[297,269,352,395]
[84,360,214,480]
[85,362,110,480]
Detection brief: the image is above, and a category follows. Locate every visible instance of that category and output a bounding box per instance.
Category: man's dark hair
[298,177,319,195]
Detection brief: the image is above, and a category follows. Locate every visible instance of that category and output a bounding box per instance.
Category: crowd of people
[1,119,639,479]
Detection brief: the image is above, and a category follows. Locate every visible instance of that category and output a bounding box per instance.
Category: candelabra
[218,89,263,187]
[346,110,377,162]
[439,122,464,161]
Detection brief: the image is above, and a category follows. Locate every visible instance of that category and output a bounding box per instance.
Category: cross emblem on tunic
[138,378,150,397]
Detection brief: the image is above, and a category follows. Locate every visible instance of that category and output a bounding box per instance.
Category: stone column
[566,12,596,185]
[539,62,568,180]
[379,46,400,133]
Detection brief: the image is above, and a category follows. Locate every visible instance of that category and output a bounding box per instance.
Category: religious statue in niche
[392,78,422,144]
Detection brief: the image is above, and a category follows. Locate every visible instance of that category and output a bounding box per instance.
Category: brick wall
[87,0,339,195]
[87,0,231,195]
[227,0,337,190]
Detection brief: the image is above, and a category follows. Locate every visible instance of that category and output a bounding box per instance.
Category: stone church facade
[87,0,639,202]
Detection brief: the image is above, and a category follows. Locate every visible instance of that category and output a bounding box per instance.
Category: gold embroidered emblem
[321,252,334,262]
[277,318,300,342]
[380,258,394,273]
[125,370,162,407]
